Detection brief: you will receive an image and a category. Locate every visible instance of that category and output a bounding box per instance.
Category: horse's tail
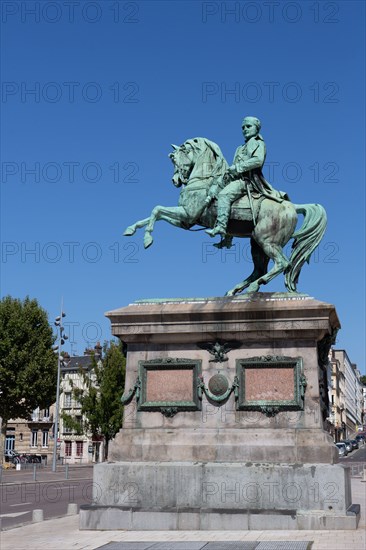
[285,203,327,292]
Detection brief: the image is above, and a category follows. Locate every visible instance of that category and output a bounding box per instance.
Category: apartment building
[328,350,346,442]
[58,349,104,464]
[4,404,56,463]
[331,349,363,438]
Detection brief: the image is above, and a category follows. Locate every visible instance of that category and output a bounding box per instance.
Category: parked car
[336,443,348,457]
[350,439,359,450]
[4,449,19,461]
[4,449,16,458]
[342,440,353,453]
[355,434,365,445]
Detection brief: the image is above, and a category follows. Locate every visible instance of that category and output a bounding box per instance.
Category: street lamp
[52,305,68,472]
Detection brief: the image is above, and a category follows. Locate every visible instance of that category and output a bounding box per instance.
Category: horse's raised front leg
[225,238,269,296]
[124,217,150,236]
[144,205,193,249]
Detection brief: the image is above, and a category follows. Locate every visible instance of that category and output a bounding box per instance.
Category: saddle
[230,194,265,222]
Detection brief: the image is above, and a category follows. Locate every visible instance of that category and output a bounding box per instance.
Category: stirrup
[205,226,226,237]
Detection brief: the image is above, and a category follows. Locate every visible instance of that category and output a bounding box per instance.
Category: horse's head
[169,142,196,187]
[169,138,228,188]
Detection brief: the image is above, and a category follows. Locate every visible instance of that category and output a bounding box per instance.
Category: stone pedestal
[80,293,359,530]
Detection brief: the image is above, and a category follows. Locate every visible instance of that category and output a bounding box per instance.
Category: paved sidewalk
[1,478,365,550]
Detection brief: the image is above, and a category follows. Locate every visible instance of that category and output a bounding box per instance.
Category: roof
[61,355,95,371]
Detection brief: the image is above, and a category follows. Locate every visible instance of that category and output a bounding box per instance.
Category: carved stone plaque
[138,358,201,413]
[146,369,193,402]
[236,356,306,414]
[245,367,294,401]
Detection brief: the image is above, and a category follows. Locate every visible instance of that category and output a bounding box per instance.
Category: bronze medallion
[208,373,229,396]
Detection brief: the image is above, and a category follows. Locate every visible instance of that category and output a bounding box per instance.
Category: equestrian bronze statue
[124,118,327,296]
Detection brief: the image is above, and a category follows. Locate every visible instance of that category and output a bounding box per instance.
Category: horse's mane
[183,137,228,182]
[184,137,224,159]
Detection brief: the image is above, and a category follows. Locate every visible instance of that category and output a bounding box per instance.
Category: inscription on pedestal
[138,358,201,413]
[236,356,306,415]
[245,367,294,401]
[146,369,193,402]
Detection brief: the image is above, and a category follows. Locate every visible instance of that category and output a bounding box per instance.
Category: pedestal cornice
[105,293,340,344]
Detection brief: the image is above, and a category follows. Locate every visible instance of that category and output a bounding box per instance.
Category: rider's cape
[248,170,290,203]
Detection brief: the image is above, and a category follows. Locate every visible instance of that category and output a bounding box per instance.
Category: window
[64,393,72,407]
[42,430,49,448]
[74,392,83,408]
[75,416,83,431]
[5,435,15,452]
[43,407,50,419]
[31,429,38,447]
[76,441,83,457]
[65,441,72,457]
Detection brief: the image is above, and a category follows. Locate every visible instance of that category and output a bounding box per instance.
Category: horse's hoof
[246,284,259,293]
[144,234,153,249]
[225,289,236,297]
[124,226,136,236]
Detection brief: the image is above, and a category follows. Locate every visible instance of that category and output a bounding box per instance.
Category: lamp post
[52,304,68,472]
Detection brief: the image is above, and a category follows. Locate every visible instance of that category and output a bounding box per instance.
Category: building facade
[362,385,366,430]
[58,350,104,464]
[4,346,105,465]
[331,349,363,439]
[328,350,346,442]
[4,404,56,463]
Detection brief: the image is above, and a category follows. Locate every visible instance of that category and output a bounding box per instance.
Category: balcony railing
[29,414,54,423]
[62,401,81,409]
[62,427,83,435]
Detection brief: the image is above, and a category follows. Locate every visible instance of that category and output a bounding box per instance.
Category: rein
[180,174,217,192]
[181,185,208,192]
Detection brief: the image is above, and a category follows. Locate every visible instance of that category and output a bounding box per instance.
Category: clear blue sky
[1,1,365,372]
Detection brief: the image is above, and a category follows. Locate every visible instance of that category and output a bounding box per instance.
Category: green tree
[0,296,57,457]
[360,375,366,386]
[65,340,125,460]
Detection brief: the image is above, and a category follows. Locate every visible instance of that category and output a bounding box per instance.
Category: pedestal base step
[95,541,314,550]
[80,504,359,531]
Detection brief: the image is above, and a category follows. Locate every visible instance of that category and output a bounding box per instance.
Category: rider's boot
[213,235,234,249]
[205,206,230,237]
